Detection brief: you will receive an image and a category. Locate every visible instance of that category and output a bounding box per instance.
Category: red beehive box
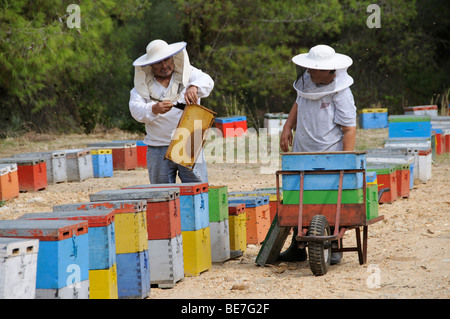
[433,129,444,155]
[215,116,248,137]
[444,130,450,153]
[396,164,410,199]
[0,164,19,201]
[0,157,47,192]
[375,166,398,203]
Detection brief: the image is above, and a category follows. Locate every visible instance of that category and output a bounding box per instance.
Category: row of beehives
[0,178,281,299]
[364,115,449,204]
[0,140,149,202]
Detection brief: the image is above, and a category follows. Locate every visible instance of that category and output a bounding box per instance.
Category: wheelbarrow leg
[355,227,364,265]
[355,226,369,265]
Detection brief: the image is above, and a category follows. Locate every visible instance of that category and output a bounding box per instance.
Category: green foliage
[0,0,448,136]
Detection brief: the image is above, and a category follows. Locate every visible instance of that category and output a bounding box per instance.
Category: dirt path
[0,130,449,299]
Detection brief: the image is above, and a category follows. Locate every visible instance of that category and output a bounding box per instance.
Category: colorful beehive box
[89,263,118,299]
[182,227,212,277]
[281,152,366,191]
[230,189,281,223]
[394,164,410,198]
[228,195,270,245]
[148,234,184,288]
[116,250,150,299]
[14,151,67,184]
[366,171,377,186]
[444,129,450,153]
[215,115,248,137]
[0,237,39,299]
[19,209,117,299]
[228,203,247,253]
[85,195,148,254]
[21,209,116,270]
[366,153,415,189]
[208,185,228,223]
[388,115,431,138]
[210,219,230,263]
[417,148,432,183]
[61,148,94,182]
[87,142,137,171]
[0,157,47,192]
[53,200,148,299]
[264,113,288,134]
[403,105,438,116]
[90,148,114,178]
[367,165,398,203]
[366,184,379,220]
[359,108,388,129]
[0,163,19,201]
[124,183,209,232]
[432,128,444,155]
[0,219,89,299]
[91,187,180,240]
[114,140,147,168]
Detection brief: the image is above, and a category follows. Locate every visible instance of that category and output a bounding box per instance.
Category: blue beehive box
[116,250,150,299]
[359,108,388,129]
[0,220,89,291]
[90,148,113,178]
[388,115,432,138]
[228,195,269,208]
[179,191,209,231]
[281,152,366,191]
[20,209,116,270]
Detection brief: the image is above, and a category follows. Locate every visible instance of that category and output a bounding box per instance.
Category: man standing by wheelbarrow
[279,44,357,265]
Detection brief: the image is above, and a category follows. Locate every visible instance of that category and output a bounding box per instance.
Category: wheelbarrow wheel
[307,215,331,276]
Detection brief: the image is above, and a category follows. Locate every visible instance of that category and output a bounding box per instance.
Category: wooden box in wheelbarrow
[278,151,371,228]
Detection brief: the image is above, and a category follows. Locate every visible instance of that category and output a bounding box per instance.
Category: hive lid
[0,219,88,241]
[124,183,207,196]
[90,187,180,203]
[19,209,115,228]
[228,195,270,207]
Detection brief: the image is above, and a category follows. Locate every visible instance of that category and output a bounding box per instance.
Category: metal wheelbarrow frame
[275,169,384,276]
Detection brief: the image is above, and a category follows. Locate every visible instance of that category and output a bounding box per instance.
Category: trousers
[146,145,208,184]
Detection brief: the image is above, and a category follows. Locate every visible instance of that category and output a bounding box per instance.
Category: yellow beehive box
[360,108,388,113]
[115,210,148,254]
[89,263,118,299]
[182,227,212,277]
[228,210,247,253]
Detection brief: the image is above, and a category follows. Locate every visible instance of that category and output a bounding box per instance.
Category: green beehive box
[208,186,228,222]
[366,185,379,220]
[282,189,364,205]
[388,115,431,122]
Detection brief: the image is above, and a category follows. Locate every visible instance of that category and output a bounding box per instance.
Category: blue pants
[146,146,208,184]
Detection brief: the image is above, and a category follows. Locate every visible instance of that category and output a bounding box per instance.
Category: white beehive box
[210,219,231,263]
[0,238,39,299]
[148,234,184,288]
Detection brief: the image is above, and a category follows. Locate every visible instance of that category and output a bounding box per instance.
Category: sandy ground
[0,131,449,300]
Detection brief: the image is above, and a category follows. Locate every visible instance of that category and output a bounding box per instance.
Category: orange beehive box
[0,164,19,201]
[228,196,270,245]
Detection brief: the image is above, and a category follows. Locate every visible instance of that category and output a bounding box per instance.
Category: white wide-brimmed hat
[292,44,352,70]
[133,40,187,66]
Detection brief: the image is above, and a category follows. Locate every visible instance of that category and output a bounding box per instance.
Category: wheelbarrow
[269,168,385,276]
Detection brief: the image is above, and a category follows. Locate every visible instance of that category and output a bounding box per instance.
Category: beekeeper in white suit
[129,39,214,184]
[279,44,357,265]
